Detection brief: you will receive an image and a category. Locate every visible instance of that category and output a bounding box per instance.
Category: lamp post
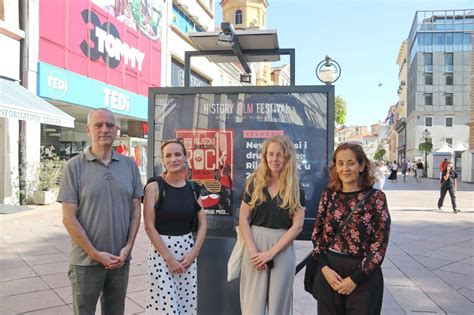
[421,128,431,177]
[316,55,341,85]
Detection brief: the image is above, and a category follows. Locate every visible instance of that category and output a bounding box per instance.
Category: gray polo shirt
[57,148,143,266]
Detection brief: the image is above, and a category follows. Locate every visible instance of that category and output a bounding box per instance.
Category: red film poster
[176,129,234,216]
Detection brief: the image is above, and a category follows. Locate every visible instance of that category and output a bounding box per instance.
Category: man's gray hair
[86,108,117,125]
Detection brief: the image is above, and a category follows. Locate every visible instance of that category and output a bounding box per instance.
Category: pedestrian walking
[407,160,413,176]
[58,108,143,315]
[311,142,391,314]
[373,161,389,190]
[142,139,207,314]
[239,135,305,315]
[439,158,448,179]
[437,161,460,213]
[400,159,408,182]
[416,159,424,183]
[387,160,398,182]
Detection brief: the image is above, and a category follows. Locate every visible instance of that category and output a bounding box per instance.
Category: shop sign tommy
[80,9,145,71]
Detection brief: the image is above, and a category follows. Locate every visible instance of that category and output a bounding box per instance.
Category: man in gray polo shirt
[58,108,143,315]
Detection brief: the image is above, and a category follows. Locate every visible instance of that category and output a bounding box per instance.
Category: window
[424,73,433,85]
[446,138,453,145]
[446,73,453,85]
[445,53,453,72]
[425,117,433,127]
[425,93,433,105]
[424,53,433,72]
[235,10,242,25]
[445,93,453,106]
[445,117,453,127]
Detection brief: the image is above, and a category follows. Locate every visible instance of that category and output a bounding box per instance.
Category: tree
[419,141,433,177]
[374,147,387,161]
[335,96,347,125]
[418,142,433,155]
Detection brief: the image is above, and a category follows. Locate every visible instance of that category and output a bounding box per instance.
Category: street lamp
[421,128,431,177]
[315,55,341,85]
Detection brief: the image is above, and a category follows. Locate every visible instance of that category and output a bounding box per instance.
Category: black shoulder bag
[303,189,375,300]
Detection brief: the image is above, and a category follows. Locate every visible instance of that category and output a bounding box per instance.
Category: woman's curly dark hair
[328,142,375,192]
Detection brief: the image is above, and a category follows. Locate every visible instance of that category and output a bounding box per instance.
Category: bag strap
[142,176,165,206]
[340,188,375,230]
[188,180,200,200]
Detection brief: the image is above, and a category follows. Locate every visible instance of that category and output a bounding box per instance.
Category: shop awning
[0,78,74,128]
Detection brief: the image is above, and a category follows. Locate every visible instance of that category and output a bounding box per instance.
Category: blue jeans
[68,261,130,315]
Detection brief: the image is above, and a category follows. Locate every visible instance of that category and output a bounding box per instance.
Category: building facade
[405,10,472,175]
[395,40,408,162]
[165,0,242,88]
[1,0,74,205]
[220,0,272,85]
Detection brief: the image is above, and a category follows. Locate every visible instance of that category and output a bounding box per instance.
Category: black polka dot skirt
[146,233,197,315]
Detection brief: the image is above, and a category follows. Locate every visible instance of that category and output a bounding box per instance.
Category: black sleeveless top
[154,180,201,236]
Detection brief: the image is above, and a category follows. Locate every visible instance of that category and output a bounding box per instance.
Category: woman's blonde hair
[244,135,302,216]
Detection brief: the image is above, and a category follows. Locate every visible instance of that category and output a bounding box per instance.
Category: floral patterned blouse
[311,188,391,284]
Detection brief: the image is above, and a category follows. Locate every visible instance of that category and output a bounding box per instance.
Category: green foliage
[34,155,65,191]
[418,141,433,154]
[335,96,347,125]
[374,147,387,161]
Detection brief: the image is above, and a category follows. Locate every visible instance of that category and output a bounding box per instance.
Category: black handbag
[303,189,375,300]
[303,254,320,299]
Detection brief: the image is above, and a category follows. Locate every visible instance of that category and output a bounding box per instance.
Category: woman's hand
[250,250,274,269]
[165,257,185,274]
[321,266,343,290]
[180,249,197,270]
[334,277,357,295]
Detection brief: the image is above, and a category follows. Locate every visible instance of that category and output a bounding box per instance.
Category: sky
[215,0,472,126]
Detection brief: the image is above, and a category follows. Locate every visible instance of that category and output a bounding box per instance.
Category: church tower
[220,0,271,85]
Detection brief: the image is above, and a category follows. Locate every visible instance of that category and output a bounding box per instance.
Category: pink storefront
[38,0,163,170]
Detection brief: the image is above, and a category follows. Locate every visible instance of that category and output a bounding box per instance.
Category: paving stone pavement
[0,176,473,314]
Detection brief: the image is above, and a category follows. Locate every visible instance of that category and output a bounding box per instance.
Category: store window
[445,73,453,85]
[424,93,433,105]
[445,117,453,127]
[235,10,242,25]
[444,53,453,72]
[424,53,433,72]
[424,73,433,85]
[445,93,453,106]
[425,117,433,127]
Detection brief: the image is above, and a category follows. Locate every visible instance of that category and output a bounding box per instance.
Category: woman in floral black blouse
[311,142,391,314]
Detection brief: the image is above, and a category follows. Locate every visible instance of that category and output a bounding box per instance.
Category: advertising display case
[148,85,334,314]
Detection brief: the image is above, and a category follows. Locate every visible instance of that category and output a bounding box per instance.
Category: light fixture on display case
[240,73,251,83]
[216,31,234,47]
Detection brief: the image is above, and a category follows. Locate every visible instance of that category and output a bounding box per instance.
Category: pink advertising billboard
[39,0,162,96]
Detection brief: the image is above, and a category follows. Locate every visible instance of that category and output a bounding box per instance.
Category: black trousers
[317,251,383,315]
[438,184,457,210]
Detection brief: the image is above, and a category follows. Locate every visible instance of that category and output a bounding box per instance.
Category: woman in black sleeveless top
[143,140,207,315]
